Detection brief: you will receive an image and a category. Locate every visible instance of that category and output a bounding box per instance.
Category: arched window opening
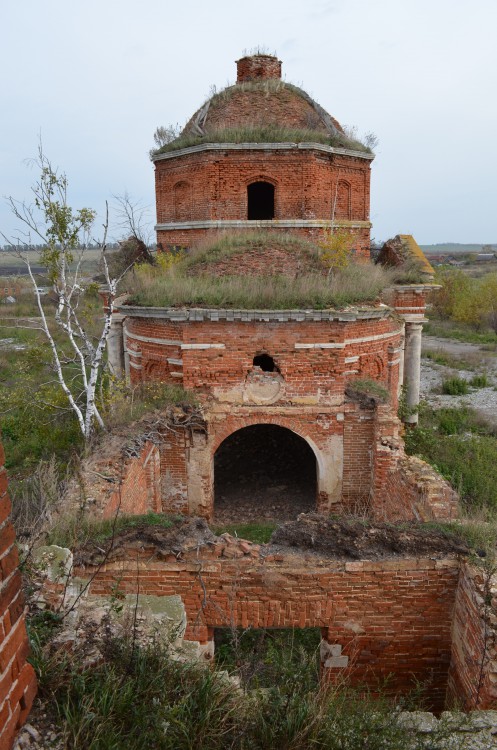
[253,353,280,373]
[214,424,317,522]
[247,181,275,220]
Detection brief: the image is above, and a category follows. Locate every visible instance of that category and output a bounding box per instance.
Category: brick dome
[152,53,374,254]
[180,54,348,145]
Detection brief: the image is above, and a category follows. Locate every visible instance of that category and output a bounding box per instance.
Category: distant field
[0,248,103,276]
[420,243,497,255]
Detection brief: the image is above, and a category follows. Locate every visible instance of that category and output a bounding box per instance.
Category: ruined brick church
[73,54,496,713]
[3,55,497,750]
[106,53,455,525]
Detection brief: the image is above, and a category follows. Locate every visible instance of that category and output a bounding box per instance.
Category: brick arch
[243,175,278,220]
[243,174,278,188]
[212,416,324,480]
[212,419,322,518]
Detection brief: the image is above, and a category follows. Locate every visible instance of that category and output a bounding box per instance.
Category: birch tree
[2,147,121,441]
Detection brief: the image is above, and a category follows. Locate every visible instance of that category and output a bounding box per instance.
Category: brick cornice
[118,306,391,322]
[151,141,375,163]
[155,219,372,232]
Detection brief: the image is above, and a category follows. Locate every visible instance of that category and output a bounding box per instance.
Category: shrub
[469,373,489,388]
[441,377,469,395]
[103,381,198,429]
[346,378,390,404]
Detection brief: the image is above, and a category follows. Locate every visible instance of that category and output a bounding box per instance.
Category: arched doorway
[214,424,317,522]
[247,181,275,220]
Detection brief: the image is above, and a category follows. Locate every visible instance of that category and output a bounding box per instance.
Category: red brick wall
[388,287,428,317]
[447,563,497,710]
[341,407,374,513]
[123,315,401,406]
[78,550,459,711]
[154,149,371,255]
[236,55,282,83]
[103,441,161,520]
[116,310,458,522]
[0,441,36,750]
[158,226,371,256]
[0,283,21,301]
[379,455,458,522]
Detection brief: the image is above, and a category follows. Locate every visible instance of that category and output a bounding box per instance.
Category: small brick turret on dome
[236,54,282,83]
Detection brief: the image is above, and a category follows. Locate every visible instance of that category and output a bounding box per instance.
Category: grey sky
[1,0,496,245]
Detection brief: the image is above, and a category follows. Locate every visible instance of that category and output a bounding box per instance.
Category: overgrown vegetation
[345,378,390,404]
[422,348,480,370]
[102,381,198,430]
[28,623,453,750]
[126,258,397,310]
[431,268,497,334]
[423,319,497,346]
[214,627,321,690]
[153,124,371,155]
[405,404,497,513]
[47,511,179,549]
[182,230,323,271]
[151,79,372,157]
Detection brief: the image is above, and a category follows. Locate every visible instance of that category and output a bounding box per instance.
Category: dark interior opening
[247,181,275,220]
[214,627,322,689]
[253,353,280,373]
[214,424,316,522]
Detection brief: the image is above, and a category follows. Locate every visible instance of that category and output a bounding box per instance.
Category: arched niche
[174,180,193,221]
[334,180,351,220]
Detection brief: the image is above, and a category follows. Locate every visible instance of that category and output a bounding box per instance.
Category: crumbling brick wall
[371,405,458,522]
[447,562,497,710]
[0,441,36,750]
[122,312,401,405]
[76,545,460,712]
[104,441,161,519]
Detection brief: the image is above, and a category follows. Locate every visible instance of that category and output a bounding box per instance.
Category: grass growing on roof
[152,79,372,156]
[153,124,371,155]
[183,230,323,271]
[346,378,390,403]
[103,381,198,429]
[126,261,397,310]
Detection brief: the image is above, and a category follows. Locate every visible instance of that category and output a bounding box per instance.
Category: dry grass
[184,230,323,270]
[125,261,397,310]
[153,124,370,155]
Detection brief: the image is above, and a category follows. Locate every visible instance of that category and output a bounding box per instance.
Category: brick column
[0,438,37,750]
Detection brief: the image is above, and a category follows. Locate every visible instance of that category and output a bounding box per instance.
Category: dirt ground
[75,514,469,564]
[213,424,316,524]
[421,334,497,423]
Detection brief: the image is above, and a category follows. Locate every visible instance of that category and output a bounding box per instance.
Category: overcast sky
[1,0,496,245]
